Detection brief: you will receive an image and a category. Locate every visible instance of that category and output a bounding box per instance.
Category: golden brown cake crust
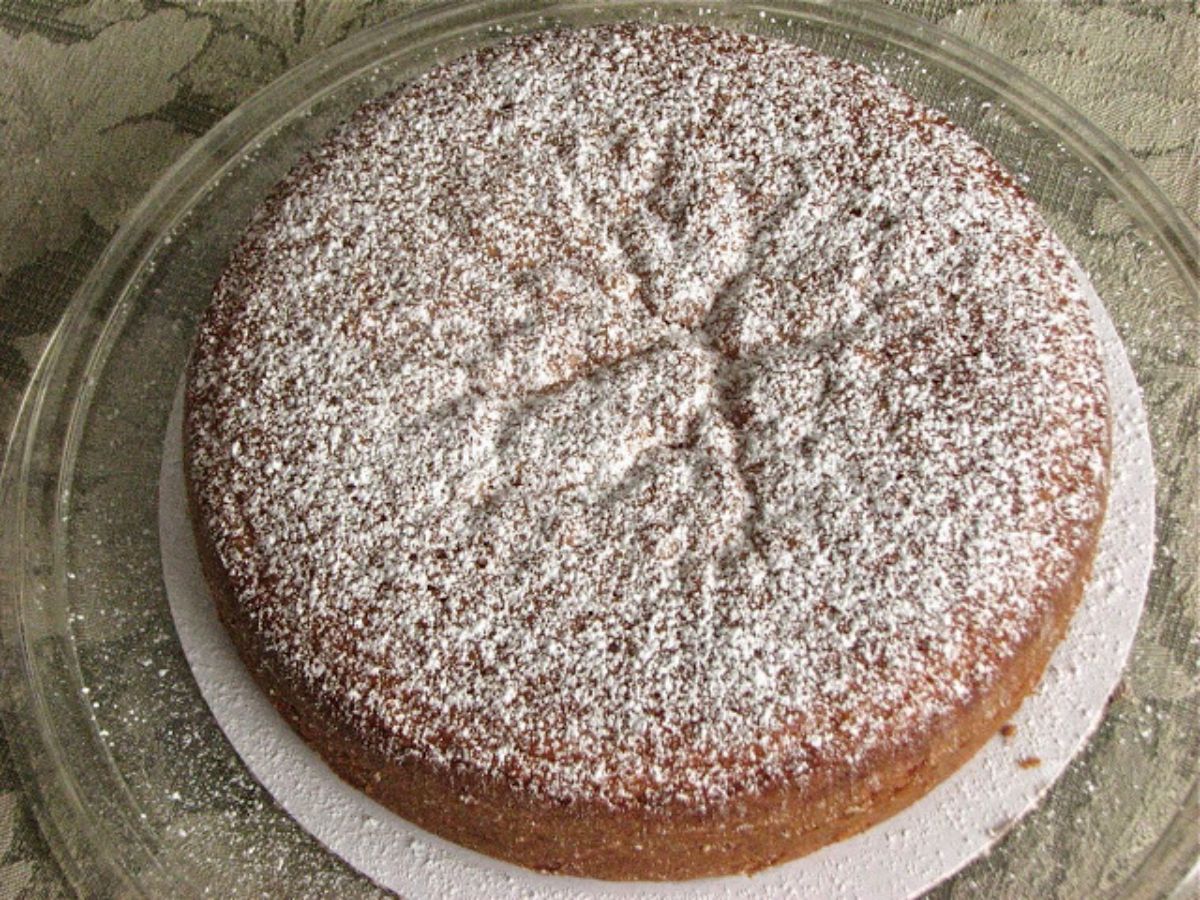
[185,23,1111,880]
[187,458,1103,878]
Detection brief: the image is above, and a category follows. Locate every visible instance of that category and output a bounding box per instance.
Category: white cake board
[159,277,1154,899]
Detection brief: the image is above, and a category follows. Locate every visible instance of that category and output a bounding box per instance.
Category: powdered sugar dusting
[186,24,1109,810]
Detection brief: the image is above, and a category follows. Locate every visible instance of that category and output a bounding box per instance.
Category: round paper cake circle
[160,272,1153,898]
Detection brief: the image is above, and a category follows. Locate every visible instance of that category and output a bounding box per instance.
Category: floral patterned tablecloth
[0,1,1195,896]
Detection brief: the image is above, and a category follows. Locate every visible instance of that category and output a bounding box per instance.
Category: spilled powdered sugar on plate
[160,254,1151,897]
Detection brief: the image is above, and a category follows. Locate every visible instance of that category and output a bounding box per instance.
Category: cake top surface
[186,23,1109,810]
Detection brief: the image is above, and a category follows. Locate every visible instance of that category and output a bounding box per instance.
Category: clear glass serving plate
[1,1,1196,896]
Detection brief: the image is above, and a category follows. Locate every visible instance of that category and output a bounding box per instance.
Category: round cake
[185,23,1110,881]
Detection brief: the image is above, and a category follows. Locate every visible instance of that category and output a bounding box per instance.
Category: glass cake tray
[1,1,1196,896]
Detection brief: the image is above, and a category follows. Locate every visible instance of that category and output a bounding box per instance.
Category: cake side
[184,23,1111,880]
[186,440,1105,878]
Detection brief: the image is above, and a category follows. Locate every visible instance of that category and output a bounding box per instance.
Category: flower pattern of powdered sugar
[186,24,1109,809]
